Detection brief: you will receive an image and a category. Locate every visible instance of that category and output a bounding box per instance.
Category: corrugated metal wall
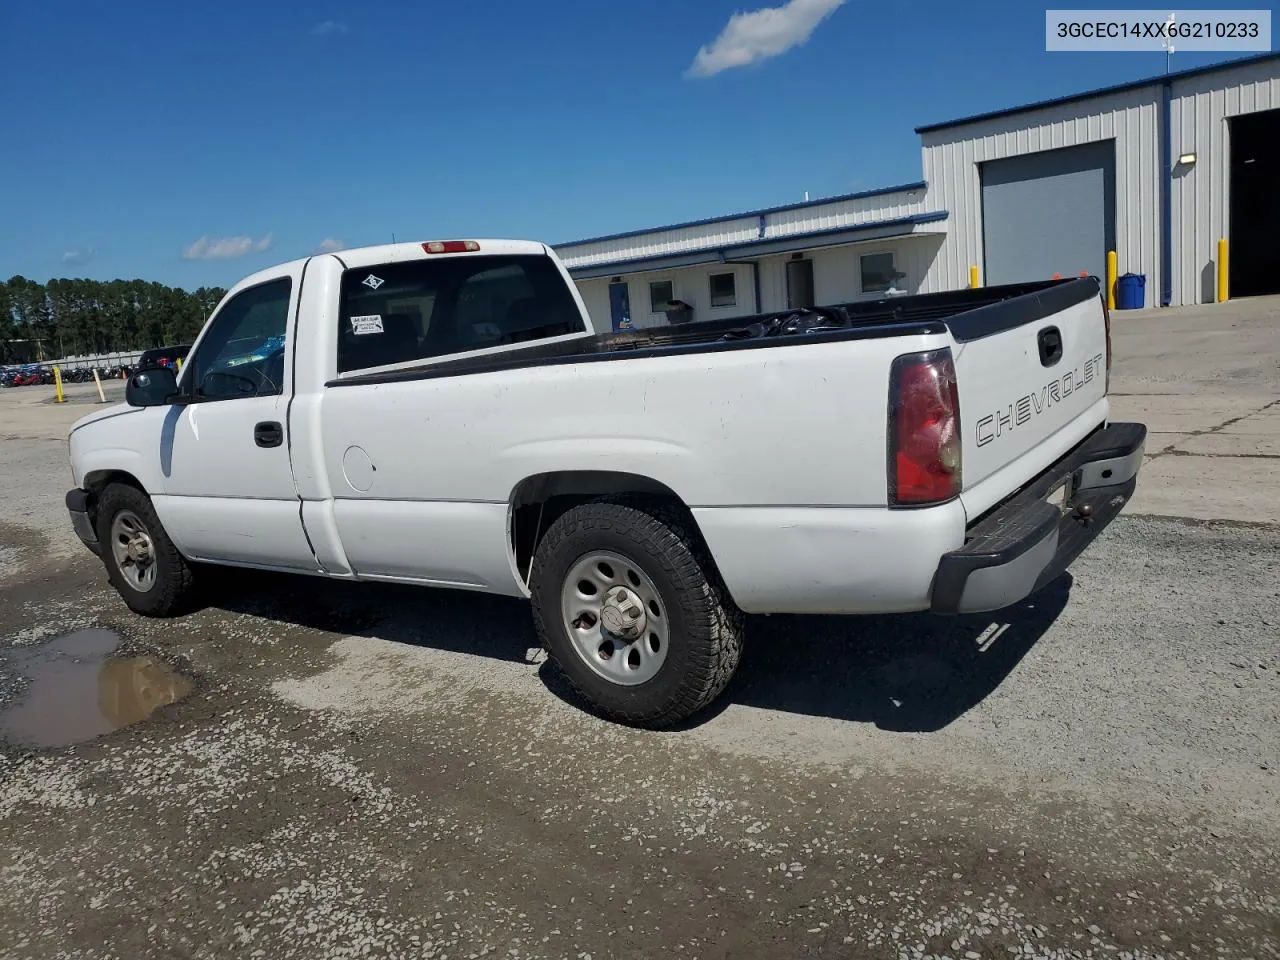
[575,278,613,332]
[1170,59,1280,305]
[574,235,948,331]
[760,188,927,240]
[571,58,1280,310]
[921,58,1280,306]
[920,87,1162,298]
[808,236,946,304]
[575,263,759,330]
[558,187,929,272]
[562,217,760,271]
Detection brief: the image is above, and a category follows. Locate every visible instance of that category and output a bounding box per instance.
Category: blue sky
[0,1,1265,288]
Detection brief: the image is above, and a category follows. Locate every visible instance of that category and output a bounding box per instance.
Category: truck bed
[329,277,1102,387]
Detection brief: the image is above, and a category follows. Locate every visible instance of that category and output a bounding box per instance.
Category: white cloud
[61,247,95,266]
[182,233,273,261]
[688,0,845,78]
[316,237,345,253]
[311,20,349,36]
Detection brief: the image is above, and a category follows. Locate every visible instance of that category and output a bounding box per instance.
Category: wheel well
[82,471,147,526]
[509,471,688,584]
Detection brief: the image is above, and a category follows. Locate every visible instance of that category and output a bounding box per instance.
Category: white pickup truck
[66,239,1146,727]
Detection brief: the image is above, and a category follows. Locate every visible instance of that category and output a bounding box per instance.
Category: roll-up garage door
[981,141,1116,286]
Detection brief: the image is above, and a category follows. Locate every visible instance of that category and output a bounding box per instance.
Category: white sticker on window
[362,275,384,290]
[350,315,384,335]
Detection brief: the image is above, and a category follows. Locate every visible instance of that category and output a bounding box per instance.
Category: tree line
[0,276,226,364]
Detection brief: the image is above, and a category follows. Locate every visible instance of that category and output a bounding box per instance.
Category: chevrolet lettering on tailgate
[976,352,1107,447]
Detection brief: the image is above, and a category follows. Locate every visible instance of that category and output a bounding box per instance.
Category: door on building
[980,141,1117,286]
[786,257,815,309]
[1229,108,1280,299]
[607,280,632,331]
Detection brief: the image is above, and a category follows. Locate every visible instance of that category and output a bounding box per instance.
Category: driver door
[154,272,317,571]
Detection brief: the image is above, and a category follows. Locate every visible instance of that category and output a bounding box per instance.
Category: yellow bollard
[1217,238,1229,302]
[968,265,980,289]
[1106,250,1117,310]
[53,366,66,403]
[92,367,107,403]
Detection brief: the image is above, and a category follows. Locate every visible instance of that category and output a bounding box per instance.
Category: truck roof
[337,238,549,269]
[224,239,553,299]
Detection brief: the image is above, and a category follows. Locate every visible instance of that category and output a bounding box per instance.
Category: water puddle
[0,629,192,749]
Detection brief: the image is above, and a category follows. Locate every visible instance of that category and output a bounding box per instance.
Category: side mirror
[125,366,179,407]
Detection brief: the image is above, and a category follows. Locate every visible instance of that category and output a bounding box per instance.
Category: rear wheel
[96,483,197,617]
[530,499,744,729]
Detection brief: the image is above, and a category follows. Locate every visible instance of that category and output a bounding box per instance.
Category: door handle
[254,421,284,448]
[1037,326,1063,367]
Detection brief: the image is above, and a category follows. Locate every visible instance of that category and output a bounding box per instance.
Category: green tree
[0,281,15,362]
[1,275,227,361]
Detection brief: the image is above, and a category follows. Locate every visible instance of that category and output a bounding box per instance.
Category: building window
[860,252,900,294]
[709,272,737,308]
[649,280,674,314]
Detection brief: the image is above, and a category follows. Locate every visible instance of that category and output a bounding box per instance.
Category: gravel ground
[1,304,1278,958]
[0,516,1277,959]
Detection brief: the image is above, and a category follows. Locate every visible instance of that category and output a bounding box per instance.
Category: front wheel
[95,483,197,617]
[529,499,744,729]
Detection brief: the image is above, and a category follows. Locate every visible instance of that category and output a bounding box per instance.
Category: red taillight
[888,349,962,507]
[423,240,481,254]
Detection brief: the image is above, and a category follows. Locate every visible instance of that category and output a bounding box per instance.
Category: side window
[337,255,585,374]
[187,278,292,401]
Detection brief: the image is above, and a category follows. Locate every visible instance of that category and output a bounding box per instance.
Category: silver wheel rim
[110,509,158,593]
[560,551,670,686]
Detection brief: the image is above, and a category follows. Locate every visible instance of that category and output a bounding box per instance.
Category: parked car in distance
[66,238,1146,728]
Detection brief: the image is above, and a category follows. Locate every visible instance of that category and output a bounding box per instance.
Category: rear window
[337,254,585,374]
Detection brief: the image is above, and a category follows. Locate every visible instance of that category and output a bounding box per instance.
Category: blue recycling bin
[1116,273,1146,310]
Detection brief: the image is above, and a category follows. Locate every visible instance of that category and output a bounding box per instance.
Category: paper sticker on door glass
[350,315,384,335]
[362,275,385,290]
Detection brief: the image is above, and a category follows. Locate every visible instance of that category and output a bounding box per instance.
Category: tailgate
[949,280,1110,518]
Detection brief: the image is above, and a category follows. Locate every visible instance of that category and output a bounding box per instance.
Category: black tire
[530,498,744,729]
[95,482,197,617]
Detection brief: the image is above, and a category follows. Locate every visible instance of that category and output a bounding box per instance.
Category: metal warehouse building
[556,52,1280,330]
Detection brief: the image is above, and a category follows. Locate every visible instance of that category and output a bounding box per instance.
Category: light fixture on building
[1178,152,1197,166]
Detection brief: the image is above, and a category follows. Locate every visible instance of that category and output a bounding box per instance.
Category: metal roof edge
[915,51,1280,135]
[554,182,929,251]
[564,211,949,278]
